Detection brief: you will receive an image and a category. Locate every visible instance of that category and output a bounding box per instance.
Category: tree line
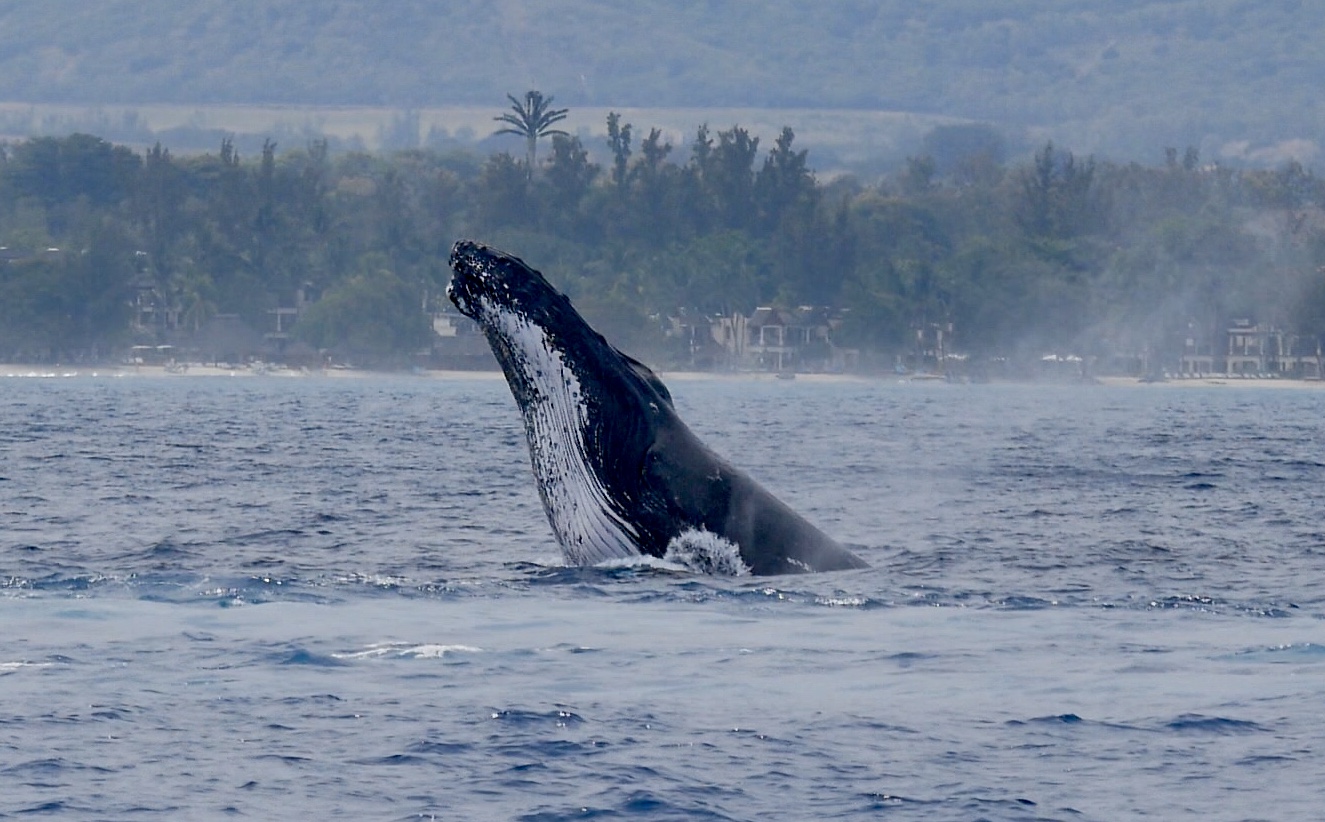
[2,116,1324,370]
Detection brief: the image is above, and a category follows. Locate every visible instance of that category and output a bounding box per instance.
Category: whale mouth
[446,240,499,319]
[447,239,571,325]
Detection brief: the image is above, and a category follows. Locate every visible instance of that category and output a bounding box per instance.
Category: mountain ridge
[1,1,1321,163]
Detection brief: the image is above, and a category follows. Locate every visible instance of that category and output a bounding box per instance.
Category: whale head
[447,241,580,355]
[447,240,673,565]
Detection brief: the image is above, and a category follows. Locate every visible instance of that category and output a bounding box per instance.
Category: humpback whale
[447,240,867,575]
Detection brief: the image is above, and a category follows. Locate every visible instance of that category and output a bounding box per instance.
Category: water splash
[663,528,750,576]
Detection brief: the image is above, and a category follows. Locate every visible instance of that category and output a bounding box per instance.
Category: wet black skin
[447,240,868,575]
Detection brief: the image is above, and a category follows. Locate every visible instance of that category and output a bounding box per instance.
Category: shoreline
[0,363,867,383]
[4,363,1325,389]
[1093,375,1325,390]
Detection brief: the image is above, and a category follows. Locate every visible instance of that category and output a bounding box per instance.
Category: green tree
[634,231,770,316]
[476,151,532,229]
[683,125,760,232]
[1014,142,1097,242]
[294,256,432,366]
[605,112,632,191]
[755,127,815,232]
[492,90,569,176]
[627,126,677,243]
[898,155,937,197]
[541,134,599,238]
[0,226,136,360]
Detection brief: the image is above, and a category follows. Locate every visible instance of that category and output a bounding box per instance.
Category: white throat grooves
[488,300,641,565]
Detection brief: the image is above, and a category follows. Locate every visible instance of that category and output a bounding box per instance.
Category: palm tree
[493,90,569,175]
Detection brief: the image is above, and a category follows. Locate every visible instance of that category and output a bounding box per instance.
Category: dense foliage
[1,1,1323,162]
[2,122,1324,370]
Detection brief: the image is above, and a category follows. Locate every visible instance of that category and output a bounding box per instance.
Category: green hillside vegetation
[2,118,1323,371]
[0,1,1322,163]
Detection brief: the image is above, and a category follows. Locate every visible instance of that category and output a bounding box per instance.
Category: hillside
[1,1,1323,164]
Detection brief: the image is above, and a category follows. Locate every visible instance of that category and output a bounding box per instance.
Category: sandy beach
[1,363,340,379]
[1094,375,1325,390]
[4,363,1324,389]
[0,363,872,383]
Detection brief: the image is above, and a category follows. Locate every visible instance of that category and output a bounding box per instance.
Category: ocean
[2,373,1323,820]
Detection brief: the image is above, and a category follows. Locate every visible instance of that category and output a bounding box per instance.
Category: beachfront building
[1178,319,1323,378]
[703,307,855,373]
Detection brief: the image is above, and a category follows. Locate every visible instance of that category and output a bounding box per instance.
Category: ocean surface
[2,373,1324,821]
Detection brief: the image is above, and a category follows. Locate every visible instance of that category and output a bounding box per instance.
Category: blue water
[3,374,1324,820]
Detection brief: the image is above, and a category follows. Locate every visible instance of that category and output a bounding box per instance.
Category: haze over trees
[0,1,1323,164]
[2,112,1323,370]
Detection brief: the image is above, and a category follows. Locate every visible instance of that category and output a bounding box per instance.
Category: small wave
[596,554,692,574]
[334,642,483,660]
[144,539,195,557]
[814,595,870,607]
[1164,714,1269,735]
[1231,642,1325,663]
[0,661,58,675]
[577,789,745,821]
[329,572,412,590]
[860,793,934,811]
[997,595,1057,610]
[1018,713,1085,725]
[406,740,474,757]
[490,707,583,728]
[276,648,350,667]
[1,757,113,776]
[358,753,429,767]
[1006,714,1142,733]
[1139,594,1296,618]
[514,559,689,590]
[4,573,129,594]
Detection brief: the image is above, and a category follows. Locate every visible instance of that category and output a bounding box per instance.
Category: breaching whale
[446,240,867,575]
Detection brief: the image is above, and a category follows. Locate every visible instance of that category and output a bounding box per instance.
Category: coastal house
[1286,334,1324,379]
[663,311,730,369]
[262,285,319,362]
[746,307,808,372]
[193,314,267,365]
[911,321,956,375]
[706,306,853,373]
[1178,321,1220,376]
[1226,320,1281,375]
[1178,319,1323,378]
[427,306,495,368]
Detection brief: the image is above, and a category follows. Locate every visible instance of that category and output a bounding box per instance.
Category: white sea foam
[595,554,688,573]
[815,595,868,607]
[0,661,56,674]
[334,643,483,660]
[663,527,751,576]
